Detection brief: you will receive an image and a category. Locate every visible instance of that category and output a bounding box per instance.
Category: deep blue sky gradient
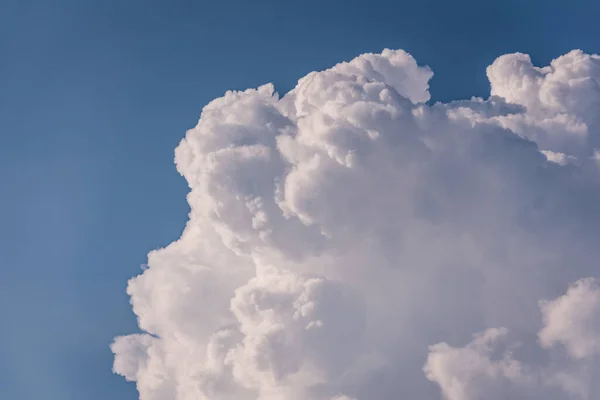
[2,1,599,398]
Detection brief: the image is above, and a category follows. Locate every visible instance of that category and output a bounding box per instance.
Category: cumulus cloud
[487,51,600,158]
[112,48,600,400]
[539,278,600,360]
[425,279,600,400]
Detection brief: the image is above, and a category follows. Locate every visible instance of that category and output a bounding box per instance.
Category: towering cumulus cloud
[112,49,600,400]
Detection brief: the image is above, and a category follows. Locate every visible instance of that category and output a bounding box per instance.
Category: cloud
[539,278,600,360]
[112,48,600,400]
[425,279,600,400]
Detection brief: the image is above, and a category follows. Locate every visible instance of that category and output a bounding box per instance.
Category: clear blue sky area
[2,0,599,398]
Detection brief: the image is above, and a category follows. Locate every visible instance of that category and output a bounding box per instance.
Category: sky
[2,1,600,399]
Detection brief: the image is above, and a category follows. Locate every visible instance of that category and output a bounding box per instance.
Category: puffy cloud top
[486,50,600,157]
[113,48,600,400]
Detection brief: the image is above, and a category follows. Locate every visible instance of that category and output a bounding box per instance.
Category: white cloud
[486,50,600,158]
[113,48,600,400]
[424,328,536,400]
[425,280,600,400]
[540,150,575,166]
[539,278,600,360]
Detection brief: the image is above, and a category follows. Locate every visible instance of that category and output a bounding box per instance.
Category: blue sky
[2,0,599,399]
